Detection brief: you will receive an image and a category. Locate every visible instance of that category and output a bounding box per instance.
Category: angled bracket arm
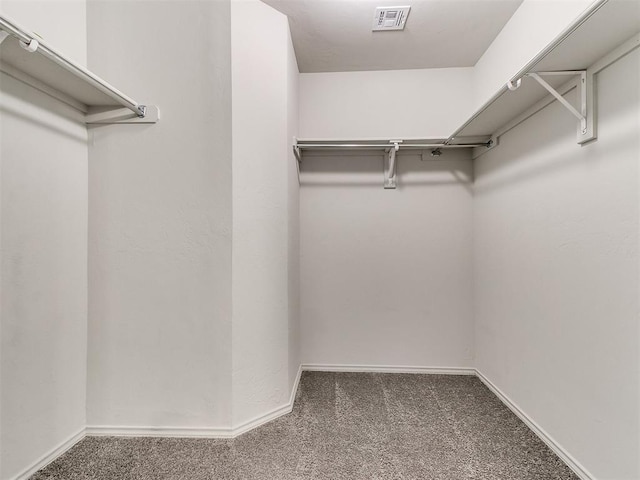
[522,70,593,144]
[526,72,586,133]
[0,30,9,45]
[292,138,302,163]
[384,141,401,189]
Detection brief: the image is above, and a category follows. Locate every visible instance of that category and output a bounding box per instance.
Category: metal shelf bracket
[85,106,160,124]
[293,138,302,163]
[523,70,594,144]
[384,141,401,189]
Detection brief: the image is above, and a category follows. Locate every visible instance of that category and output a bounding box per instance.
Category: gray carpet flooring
[31,372,579,479]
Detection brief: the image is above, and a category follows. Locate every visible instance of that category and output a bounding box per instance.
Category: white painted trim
[302,363,476,375]
[85,425,234,439]
[85,364,305,440]
[233,363,303,436]
[290,363,303,404]
[475,370,595,480]
[10,427,86,480]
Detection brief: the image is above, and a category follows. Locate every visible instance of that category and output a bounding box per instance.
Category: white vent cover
[372,6,411,31]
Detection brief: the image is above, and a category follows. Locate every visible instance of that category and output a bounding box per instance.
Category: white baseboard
[85,425,234,438]
[475,369,595,480]
[10,427,85,480]
[86,364,304,440]
[302,363,476,375]
[233,363,303,436]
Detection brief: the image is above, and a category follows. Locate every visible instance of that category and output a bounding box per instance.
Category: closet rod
[297,143,489,149]
[0,14,147,118]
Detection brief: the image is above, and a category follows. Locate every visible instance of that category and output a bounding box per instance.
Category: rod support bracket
[0,30,10,45]
[19,37,38,52]
[292,138,302,163]
[85,105,160,124]
[507,78,522,91]
[384,141,401,189]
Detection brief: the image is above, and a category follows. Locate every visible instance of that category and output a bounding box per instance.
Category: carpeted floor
[31,372,579,479]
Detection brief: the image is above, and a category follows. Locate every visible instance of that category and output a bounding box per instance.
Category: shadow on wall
[475,66,639,194]
[1,105,87,144]
[299,151,473,191]
[475,114,638,194]
[1,73,87,144]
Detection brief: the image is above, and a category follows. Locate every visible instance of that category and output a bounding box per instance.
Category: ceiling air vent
[372,6,411,31]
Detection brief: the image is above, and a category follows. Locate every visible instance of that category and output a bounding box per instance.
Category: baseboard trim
[85,425,234,438]
[475,369,595,480]
[302,363,476,375]
[233,363,303,436]
[10,427,85,480]
[86,364,304,440]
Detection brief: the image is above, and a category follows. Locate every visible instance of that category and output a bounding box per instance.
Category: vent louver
[372,6,411,31]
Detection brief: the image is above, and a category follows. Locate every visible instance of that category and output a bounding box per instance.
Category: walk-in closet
[1,0,639,479]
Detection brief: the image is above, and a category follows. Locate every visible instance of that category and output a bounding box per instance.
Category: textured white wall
[300,151,474,368]
[474,49,640,480]
[287,28,301,393]
[472,0,593,110]
[0,0,87,66]
[299,67,473,139]
[230,0,298,426]
[0,1,87,479]
[86,0,233,429]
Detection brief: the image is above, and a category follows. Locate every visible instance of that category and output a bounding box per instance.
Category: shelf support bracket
[292,138,302,163]
[85,106,160,124]
[526,71,593,144]
[0,31,10,45]
[384,141,400,189]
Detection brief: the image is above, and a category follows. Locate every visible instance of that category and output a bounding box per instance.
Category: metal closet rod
[297,143,489,149]
[0,14,147,117]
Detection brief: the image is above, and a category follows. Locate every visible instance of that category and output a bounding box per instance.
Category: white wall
[474,48,640,480]
[86,0,233,429]
[300,151,474,368]
[0,0,87,65]
[230,0,299,427]
[472,0,593,110]
[0,1,88,479]
[86,0,299,432]
[287,28,301,393]
[299,67,473,139]
[298,63,475,370]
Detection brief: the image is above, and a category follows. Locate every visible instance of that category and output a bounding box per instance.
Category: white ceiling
[261,0,524,73]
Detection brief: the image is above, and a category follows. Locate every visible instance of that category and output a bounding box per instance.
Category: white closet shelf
[0,14,159,124]
[451,0,640,154]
